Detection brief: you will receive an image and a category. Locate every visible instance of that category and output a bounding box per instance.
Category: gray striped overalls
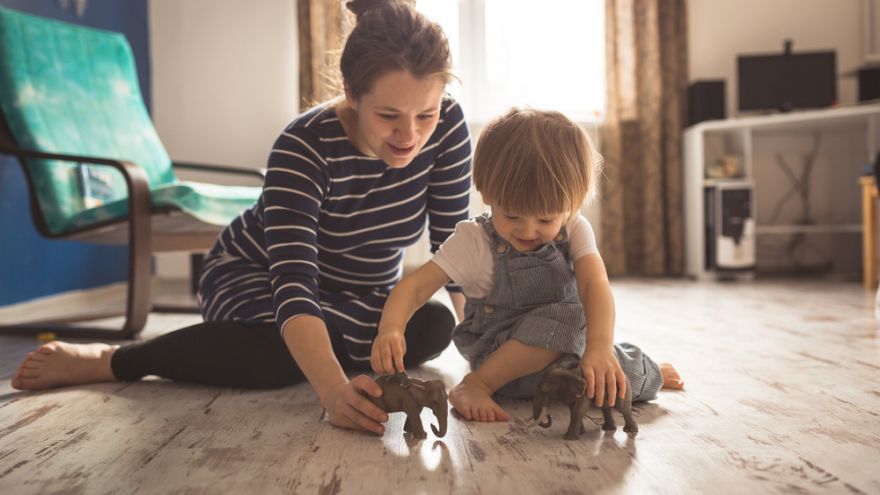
[452,214,663,400]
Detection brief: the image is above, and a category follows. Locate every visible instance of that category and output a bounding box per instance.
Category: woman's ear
[343,84,358,111]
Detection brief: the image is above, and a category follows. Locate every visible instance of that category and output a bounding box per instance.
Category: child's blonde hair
[473,108,599,216]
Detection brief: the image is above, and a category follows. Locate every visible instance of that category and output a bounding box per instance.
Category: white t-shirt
[431,213,599,299]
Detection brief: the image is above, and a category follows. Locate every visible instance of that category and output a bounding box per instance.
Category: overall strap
[476,213,511,255]
[477,211,573,256]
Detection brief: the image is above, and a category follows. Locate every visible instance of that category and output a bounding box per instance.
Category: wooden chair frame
[0,124,264,339]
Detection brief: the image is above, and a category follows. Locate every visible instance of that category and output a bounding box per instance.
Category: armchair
[0,6,264,338]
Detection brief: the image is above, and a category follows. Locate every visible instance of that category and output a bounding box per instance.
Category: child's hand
[579,347,627,407]
[371,330,406,374]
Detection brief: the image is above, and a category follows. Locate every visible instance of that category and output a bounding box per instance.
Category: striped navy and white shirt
[197,96,471,366]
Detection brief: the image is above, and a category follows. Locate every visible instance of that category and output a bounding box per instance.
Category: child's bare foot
[11,342,119,390]
[660,362,684,390]
[448,373,510,422]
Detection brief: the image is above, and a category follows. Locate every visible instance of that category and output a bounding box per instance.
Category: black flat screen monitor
[737,51,836,112]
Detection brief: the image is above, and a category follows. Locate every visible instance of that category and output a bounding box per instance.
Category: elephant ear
[429,380,448,400]
[561,368,587,397]
[572,375,587,397]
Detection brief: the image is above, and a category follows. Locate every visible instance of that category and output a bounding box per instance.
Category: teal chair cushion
[0,6,259,234]
[65,181,260,231]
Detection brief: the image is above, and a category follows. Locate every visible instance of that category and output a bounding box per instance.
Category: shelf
[755,224,862,234]
[684,103,880,279]
[703,178,750,187]
[686,103,880,134]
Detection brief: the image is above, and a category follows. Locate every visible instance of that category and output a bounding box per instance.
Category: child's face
[489,205,568,252]
[346,70,446,169]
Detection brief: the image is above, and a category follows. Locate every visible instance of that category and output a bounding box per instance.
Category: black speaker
[687,80,726,126]
[858,66,880,102]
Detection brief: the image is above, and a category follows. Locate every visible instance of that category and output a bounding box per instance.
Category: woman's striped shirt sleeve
[263,127,329,332]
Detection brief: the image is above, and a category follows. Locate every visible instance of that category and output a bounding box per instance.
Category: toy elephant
[367,372,448,439]
[531,366,638,440]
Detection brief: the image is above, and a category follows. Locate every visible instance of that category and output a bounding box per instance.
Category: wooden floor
[1,279,879,494]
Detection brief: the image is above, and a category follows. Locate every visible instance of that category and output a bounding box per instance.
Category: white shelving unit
[684,103,880,279]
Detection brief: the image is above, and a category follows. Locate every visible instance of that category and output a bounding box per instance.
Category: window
[417,0,606,124]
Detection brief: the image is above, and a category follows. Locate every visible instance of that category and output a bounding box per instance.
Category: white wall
[149,0,298,278]
[688,0,863,115]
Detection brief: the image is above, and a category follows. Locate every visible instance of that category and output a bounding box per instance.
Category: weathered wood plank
[1,280,879,494]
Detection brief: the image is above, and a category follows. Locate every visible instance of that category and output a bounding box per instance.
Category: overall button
[484,305,495,314]
[495,244,509,254]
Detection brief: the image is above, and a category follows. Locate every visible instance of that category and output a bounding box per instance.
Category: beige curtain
[297,0,352,109]
[600,0,688,276]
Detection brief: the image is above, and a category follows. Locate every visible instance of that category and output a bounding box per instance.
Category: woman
[11,0,471,437]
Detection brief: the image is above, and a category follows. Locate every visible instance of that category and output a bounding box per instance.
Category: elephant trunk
[533,392,552,428]
[536,406,551,428]
[430,403,448,437]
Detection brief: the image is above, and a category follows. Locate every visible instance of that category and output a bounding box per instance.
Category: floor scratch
[0,403,60,440]
[141,426,187,466]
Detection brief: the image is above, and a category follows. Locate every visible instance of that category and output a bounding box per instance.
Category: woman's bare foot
[10,341,119,390]
[448,373,510,422]
[660,362,684,390]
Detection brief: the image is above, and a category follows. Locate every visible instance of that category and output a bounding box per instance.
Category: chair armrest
[0,145,152,241]
[172,161,266,185]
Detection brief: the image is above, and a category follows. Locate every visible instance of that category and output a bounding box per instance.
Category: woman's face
[346,70,446,169]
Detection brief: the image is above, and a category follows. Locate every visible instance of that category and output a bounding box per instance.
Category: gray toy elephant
[367,373,448,439]
[531,366,638,440]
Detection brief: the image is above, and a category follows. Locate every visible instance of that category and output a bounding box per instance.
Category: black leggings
[111,300,455,389]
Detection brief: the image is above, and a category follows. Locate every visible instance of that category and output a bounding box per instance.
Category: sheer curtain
[599,0,688,275]
[419,0,605,124]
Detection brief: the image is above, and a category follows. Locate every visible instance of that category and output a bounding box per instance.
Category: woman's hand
[579,347,626,407]
[371,330,406,374]
[320,375,389,435]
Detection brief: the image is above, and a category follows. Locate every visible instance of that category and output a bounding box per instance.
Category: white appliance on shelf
[705,182,756,271]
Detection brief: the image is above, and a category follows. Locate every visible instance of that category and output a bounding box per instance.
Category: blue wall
[0,0,150,305]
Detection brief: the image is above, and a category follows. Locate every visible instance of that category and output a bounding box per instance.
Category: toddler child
[371,108,682,421]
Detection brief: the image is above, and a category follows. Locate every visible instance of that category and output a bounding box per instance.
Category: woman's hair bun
[346,0,414,21]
